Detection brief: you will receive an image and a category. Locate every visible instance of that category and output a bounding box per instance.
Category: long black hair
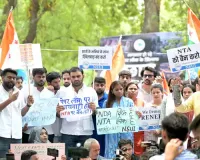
[106,81,123,108]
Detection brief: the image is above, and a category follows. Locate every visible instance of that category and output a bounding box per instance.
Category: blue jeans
[0,137,21,158]
[61,134,91,156]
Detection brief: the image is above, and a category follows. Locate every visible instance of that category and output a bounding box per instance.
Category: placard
[138,107,161,131]
[11,143,65,160]
[78,46,112,70]
[22,98,59,126]
[167,43,200,72]
[96,107,139,135]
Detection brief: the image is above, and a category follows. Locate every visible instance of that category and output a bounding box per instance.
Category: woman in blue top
[103,81,134,159]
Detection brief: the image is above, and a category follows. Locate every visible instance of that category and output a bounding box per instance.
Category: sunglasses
[143,74,154,78]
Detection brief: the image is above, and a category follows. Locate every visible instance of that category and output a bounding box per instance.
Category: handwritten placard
[60,96,92,118]
[138,107,161,131]
[96,107,139,135]
[19,44,34,66]
[78,46,112,70]
[23,98,59,126]
[167,43,200,72]
[11,143,65,160]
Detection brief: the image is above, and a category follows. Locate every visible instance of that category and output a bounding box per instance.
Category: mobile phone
[47,148,59,158]
[6,153,15,160]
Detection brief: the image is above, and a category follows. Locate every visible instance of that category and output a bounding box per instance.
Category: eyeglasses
[143,74,154,78]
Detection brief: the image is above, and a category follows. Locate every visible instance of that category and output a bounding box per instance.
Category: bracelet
[27,104,32,108]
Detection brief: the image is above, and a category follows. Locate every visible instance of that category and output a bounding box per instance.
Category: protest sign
[11,143,65,160]
[23,98,59,126]
[3,44,42,69]
[96,107,139,135]
[138,107,161,131]
[167,43,200,72]
[60,96,92,119]
[78,46,112,70]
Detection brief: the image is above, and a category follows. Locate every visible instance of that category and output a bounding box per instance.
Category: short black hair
[162,113,189,141]
[1,68,17,77]
[62,69,70,76]
[190,113,200,131]
[140,67,157,77]
[151,83,163,93]
[16,76,23,81]
[21,150,37,160]
[32,68,46,77]
[69,67,84,75]
[46,72,61,83]
[118,70,132,77]
[94,77,106,84]
[118,139,133,149]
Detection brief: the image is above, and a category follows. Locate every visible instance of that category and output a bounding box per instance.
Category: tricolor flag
[105,40,125,91]
[0,11,19,69]
[186,8,200,80]
[188,8,200,44]
[160,71,170,96]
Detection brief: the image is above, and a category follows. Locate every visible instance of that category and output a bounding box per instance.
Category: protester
[57,67,98,155]
[138,67,158,103]
[21,150,39,160]
[126,82,144,157]
[118,139,138,160]
[181,84,195,123]
[46,72,61,94]
[22,68,55,143]
[103,81,134,158]
[15,76,23,90]
[0,68,34,158]
[144,84,164,142]
[84,138,104,160]
[28,127,50,143]
[61,69,71,87]
[92,77,107,156]
[150,113,197,159]
[118,70,132,88]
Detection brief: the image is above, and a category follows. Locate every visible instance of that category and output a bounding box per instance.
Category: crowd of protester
[0,66,200,160]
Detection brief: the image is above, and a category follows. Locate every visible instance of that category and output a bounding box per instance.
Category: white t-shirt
[59,84,98,135]
[0,85,25,139]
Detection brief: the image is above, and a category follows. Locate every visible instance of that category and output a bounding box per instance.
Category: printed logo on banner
[134,39,145,51]
[78,46,112,70]
[167,43,200,72]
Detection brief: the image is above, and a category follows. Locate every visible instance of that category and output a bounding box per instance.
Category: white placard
[167,43,200,72]
[78,46,112,70]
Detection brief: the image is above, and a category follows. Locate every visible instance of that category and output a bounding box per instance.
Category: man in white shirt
[138,67,158,103]
[22,68,55,143]
[61,69,71,88]
[0,68,33,158]
[57,67,98,155]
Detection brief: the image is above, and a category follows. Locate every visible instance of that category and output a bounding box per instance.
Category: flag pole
[10,6,13,12]
[183,0,190,8]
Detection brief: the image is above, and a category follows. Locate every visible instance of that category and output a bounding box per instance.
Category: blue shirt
[150,149,198,160]
[92,92,108,156]
[103,96,134,158]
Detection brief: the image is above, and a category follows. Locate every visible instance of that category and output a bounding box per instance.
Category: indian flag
[0,11,19,69]
[188,8,200,44]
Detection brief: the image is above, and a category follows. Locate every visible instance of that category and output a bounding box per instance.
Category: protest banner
[167,43,200,72]
[78,46,112,70]
[11,143,65,160]
[100,32,183,81]
[138,107,161,131]
[96,107,139,135]
[60,96,92,119]
[23,98,59,126]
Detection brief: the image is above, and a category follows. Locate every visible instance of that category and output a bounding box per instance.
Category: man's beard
[72,80,83,87]
[35,81,45,87]
[143,79,152,85]
[54,86,60,91]
[64,82,70,87]
[96,89,104,96]
[3,81,15,89]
